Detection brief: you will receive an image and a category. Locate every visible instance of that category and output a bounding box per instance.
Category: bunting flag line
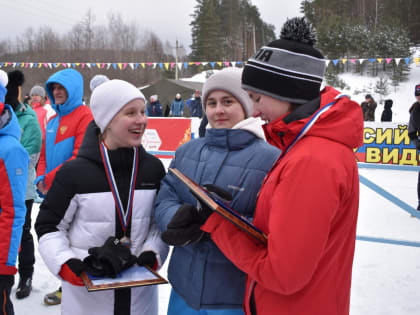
[0,57,417,70]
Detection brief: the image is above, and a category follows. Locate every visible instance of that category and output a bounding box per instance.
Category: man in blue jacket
[0,70,29,315]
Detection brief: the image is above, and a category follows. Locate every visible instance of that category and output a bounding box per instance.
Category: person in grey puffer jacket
[154,68,280,315]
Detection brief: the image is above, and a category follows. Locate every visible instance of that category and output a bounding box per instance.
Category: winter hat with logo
[5,70,25,109]
[0,69,8,112]
[30,85,46,98]
[415,84,420,96]
[242,17,325,105]
[202,67,253,118]
[90,74,110,92]
[90,79,146,133]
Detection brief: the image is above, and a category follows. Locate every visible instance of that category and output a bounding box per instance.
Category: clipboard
[168,168,268,244]
[80,265,168,292]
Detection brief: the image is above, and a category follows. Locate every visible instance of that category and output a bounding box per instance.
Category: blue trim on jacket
[154,128,280,310]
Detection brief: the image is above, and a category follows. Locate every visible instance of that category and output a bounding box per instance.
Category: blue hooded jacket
[0,91,29,274]
[155,120,280,310]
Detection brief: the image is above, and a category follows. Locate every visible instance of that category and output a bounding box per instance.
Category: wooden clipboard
[169,168,268,244]
[81,265,168,292]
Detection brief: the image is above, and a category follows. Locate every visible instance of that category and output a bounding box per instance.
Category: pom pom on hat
[242,17,325,105]
[90,79,146,133]
[90,74,110,92]
[30,85,46,98]
[5,70,25,108]
[0,69,8,88]
[202,67,253,118]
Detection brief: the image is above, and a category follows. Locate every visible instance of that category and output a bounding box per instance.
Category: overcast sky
[0,0,302,53]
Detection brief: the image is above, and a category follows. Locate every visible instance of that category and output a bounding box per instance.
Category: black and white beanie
[242,17,325,105]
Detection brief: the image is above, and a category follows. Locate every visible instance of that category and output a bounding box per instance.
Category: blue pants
[167,289,244,315]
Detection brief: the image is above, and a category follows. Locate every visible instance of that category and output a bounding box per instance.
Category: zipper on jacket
[247,280,257,315]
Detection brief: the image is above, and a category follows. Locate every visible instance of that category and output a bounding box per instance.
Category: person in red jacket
[164,18,363,315]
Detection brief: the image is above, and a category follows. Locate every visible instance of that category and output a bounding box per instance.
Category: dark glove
[161,204,209,246]
[137,251,158,270]
[59,258,85,286]
[83,237,137,278]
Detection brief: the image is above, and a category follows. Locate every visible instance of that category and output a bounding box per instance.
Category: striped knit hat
[242,17,325,105]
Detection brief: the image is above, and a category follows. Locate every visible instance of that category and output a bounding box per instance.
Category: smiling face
[205,90,246,129]
[31,94,42,103]
[51,83,68,105]
[247,91,291,123]
[102,98,147,149]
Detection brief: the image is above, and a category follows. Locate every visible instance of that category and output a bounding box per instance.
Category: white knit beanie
[202,67,253,118]
[0,69,8,88]
[90,79,146,133]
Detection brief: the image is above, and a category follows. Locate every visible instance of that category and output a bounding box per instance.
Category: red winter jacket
[202,86,364,315]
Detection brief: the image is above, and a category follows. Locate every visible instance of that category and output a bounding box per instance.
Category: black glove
[137,251,157,269]
[83,237,137,278]
[161,204,209,246]
[66,258,85,276]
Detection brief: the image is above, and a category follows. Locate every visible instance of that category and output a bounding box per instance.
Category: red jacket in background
[202,86,364,315]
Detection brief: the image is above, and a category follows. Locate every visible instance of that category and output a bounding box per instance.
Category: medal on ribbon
[100,142,139,248]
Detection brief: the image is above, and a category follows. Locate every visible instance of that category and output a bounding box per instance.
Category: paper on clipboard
[168,168,268,244]
[81,265,168,292]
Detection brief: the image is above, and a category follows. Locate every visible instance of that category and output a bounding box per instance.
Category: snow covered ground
[11,59,420,314]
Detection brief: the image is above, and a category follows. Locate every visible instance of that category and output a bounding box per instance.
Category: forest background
[0,0,419,101]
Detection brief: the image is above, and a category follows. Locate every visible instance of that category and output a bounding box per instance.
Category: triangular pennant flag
[107,63,111,70]
[224,61,230,66]
[72,63,77,68]
[377,58,383,64]
[112,63,117,69]
[129,63,134,70]
[189,62,194,65]
[52,63,58,68]
[0,62,3,68]
[141,63,145,68]
[4,62,9,67]
[122,63,127,70]
[158,63,163,69]
[231,62,236,67]
[146,62,153,67]
[75,63,80,67]
[62,63,67,68]
[332,59,339,66]
[56,63,61,68]
[164,63,169,70]
[86,63,91,69]
[67,63,71,68]
[48,63,52,69]
[217,62,222,67]
[134,63,139,69]
[415,57,420,66]
[325,60,330,67]
[184,62,188,69]
[91,63,96,68]
[170,62,175,69]
[386,58,392,64]
[30,63,34,68]
[19,62,23,68]
[195,62,201,66]
[43,63,48,68]
[404,57,411,64]
[81,63,85,69]
[202,62,208,66]
[177,62,182,70]
[359,59,366,64]
[117,63,123,70]
[153,63,157,69]
[24,63,29,68]
[37,63,42,68]
[368,58,376,63]
[395,58,402,65]
[236,61,243,65]
[210,62,216,68]
[12,62,17,67]
[341,59,347,64]
[350,59,356,64]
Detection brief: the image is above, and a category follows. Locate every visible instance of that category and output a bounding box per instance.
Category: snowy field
[11,57,420,314]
